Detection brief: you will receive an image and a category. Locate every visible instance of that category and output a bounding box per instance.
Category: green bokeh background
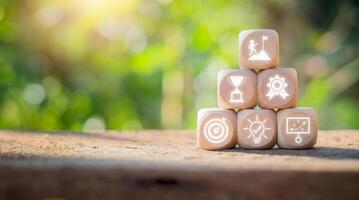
[0,0,358,131]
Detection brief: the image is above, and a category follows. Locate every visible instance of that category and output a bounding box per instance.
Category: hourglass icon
[228,76,245,103]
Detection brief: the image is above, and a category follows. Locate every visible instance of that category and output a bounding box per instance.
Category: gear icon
[266,75,289,100]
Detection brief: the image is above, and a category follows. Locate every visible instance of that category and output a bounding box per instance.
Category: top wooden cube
[239,29,279,70]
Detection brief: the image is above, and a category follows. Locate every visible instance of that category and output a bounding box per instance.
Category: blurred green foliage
[0,0,358,131]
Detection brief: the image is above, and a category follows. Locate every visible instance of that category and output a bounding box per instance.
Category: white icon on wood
[204,118,229,144]
[248,36,270,61]
[266,75,289,100]
[286,117,310,144]
[228,76,245,103]
[243,114,271,144]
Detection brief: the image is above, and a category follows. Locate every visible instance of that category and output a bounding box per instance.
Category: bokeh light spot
[83,116,106,133]
[23,83,46,105]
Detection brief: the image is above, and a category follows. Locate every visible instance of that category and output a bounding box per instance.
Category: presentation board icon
[286,117,310,144]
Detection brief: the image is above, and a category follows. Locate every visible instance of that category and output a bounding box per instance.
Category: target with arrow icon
[204,118,229,144]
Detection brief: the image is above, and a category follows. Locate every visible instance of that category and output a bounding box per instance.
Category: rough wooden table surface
[0,130,358,199]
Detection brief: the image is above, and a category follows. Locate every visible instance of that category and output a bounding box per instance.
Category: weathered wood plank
[0,130,358,199]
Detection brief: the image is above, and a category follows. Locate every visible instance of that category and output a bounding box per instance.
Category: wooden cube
[217,69,257,110]
[277,108,318,149]
[258,68,298,109]
[239,29,279,70]
[197,108,237,150]
[237,109,277,149]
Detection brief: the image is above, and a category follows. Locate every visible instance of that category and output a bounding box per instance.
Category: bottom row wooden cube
[197,107,317,150]
[197,108,237,150]
[277,108,318,149]
[237,109,277,149]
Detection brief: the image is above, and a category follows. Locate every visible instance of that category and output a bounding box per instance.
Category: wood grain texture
[0,130,358,199]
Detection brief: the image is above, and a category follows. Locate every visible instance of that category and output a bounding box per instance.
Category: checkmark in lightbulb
[243,115,271,144]
[252,125,262,134]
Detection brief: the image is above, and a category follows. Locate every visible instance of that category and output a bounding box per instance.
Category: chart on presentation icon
[277,108,318,149]
[239,29,279,70]
[197,108,237,150]
[258,68,298,109]
[217,69,257,110]
[237,109,277,149]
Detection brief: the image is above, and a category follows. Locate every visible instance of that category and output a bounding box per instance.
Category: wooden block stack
[197,29,318,150]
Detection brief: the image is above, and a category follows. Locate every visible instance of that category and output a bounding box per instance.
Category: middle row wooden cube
[218,68,298,110]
